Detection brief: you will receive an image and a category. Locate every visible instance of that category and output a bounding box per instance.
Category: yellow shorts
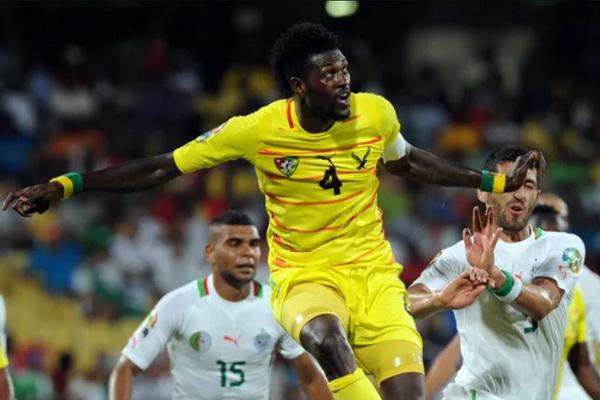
[0,345,8,369]
[271,265,424,382]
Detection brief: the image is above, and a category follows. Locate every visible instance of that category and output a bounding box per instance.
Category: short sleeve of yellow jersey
[172,110,262,173]
[0,344,7,368]
[361,93,406,162]
[369,93,401,146]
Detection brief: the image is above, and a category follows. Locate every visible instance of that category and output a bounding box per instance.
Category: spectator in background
[29,213,82,295]
[51,352,74,399]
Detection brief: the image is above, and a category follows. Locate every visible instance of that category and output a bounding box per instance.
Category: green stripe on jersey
[197,276,207,297]
[535,227,544,239]
[254,281,263,298]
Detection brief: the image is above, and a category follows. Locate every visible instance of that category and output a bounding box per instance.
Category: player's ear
[290,77,306,98]
[205,243,215,264]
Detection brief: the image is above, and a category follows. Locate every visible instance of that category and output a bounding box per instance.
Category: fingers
[536,151,546,175]
[490,227,503,249]
[472,206,483,232]
[2,191,19,210]
[463,228,472,249]
[469,268,489,285]
[472,285,486,296]
[485,207,494,232]
[13,200,33,218]
[3,189,38,217]
[523,150,547,174]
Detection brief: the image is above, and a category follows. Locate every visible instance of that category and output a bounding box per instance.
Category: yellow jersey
[0,345,7,369]
[554,287,587,399]
[174,93,402,273]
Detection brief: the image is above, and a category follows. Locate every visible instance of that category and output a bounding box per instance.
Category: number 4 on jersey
[317,156,342,195]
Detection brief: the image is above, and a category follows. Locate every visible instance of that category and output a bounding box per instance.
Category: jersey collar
[198,274,262,300]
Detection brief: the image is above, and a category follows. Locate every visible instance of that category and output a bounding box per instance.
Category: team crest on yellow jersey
[196,122,225,142]
[274,156,299,177]
[351,147,371,170]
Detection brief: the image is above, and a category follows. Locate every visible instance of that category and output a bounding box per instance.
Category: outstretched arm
[383,143,544,191]
[290,352,333,400]
[408,269,492,320]
[425,335,461,397]
[79,153,181,193]
[507,277,563,321]
[2,153,180,217]
[109,356,142,400]
[568,342,600,399]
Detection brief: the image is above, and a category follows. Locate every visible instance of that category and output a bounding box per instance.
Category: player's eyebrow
[525,178,538,187]
[225,236,260,243]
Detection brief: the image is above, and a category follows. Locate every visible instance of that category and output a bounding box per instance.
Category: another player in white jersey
[109,211,331,400]
[529,195,600,400]
[409,146,586,400]
[0,294,14,400]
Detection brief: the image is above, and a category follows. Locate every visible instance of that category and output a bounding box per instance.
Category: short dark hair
[270,22,339,96]
[532,204,559,217]
[483,145,528,172]
[209,210,255,227]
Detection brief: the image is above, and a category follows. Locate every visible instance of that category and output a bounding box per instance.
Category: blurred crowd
[1,3,600,399]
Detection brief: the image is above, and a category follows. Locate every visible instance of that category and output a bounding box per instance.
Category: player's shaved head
[206,210,261,289]
[270,22,339,96]
[207,210,256,243]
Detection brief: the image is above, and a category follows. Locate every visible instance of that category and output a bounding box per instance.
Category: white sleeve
[412,247,467,291]
[382,134,408,163]
[122,292,181,370]
[534,233,585,296]
[276,331,305,360]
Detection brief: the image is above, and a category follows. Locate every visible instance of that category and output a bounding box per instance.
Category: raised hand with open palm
[463,206,503,273]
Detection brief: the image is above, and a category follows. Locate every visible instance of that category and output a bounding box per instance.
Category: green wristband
[480,170,495,193]
[64,172,84,195]
[488,270,514,297]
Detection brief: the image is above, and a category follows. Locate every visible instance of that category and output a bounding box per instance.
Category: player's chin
[233,266,256,281]
[330,106,351,121]
[504,219,529,232]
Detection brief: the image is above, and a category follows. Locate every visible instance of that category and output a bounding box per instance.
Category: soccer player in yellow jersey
[0,295,14,400]
[3,23,543,399]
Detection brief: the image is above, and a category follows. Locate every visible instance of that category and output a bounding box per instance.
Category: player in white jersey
[423,194,600,400]
[408,146,586,400]
[0,294,14,400]
[109,211,331,400]
[529,195,600,400]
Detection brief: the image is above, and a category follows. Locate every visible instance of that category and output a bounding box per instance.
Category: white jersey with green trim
[122,274,305,400]
[414,228,585,400]
[558,266,600,400]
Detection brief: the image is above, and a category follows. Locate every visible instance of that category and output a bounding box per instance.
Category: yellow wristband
[50,176,74,199]
[492,173,506,193]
